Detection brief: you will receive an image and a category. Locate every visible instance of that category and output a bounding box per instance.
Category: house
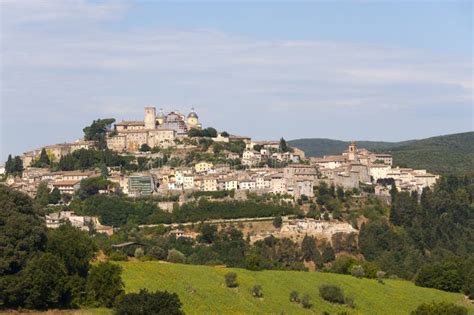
[239,179,256,191]
[195,161,213,173]
[50,180,81,194]
[203,177,218,191]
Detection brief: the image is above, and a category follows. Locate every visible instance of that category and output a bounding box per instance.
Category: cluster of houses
[6,169,97,198]
[311,142,439,194]
[4,105,440,202]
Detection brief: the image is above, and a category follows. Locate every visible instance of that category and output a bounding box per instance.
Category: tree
[5,154,24,175]
[251,284,263,298]
[350,265,365,278]
[47,223,97,277]
[415,262,463,293]
[86,262,124,307]
[321,243,336,263]
[225,272,238,288]
[198,224,217,244]
[0,185,47,276]
[279,137,289,153]
[37,148,51,167]
[20,253,70,309]
[410,302,467,315]
[301,294,312,309]
[220,131,229,137]
[319,284,345,304]
[205,127,218,138]
[301,235,322,269]
[140,143,151,152]
[134,248,144,259]
[35,181,51,207]
[49,187,61,204]
[114,289,184,315]
[167,249,186,263]
[273,215,283,228]
[83,118,115,149]
[77,176,110,199]
[289,290,300,303]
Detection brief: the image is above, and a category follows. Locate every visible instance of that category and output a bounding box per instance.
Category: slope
[117,261,472,315]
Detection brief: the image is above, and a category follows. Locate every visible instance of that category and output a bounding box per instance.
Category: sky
[1,0,473,162]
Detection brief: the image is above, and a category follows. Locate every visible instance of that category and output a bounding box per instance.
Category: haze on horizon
[1,0,473,162]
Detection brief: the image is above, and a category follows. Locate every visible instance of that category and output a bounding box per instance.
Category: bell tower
[348,141,357,161]
[144,106,156,129]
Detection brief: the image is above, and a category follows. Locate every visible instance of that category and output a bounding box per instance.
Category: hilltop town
[0,105,442,242]
[3,106,438,202]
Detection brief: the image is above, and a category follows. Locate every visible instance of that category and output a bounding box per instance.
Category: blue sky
[1,0,473,161]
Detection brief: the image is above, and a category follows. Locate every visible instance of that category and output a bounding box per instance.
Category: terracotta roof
[52,180,81,186]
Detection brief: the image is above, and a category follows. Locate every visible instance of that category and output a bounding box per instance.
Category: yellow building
[195,161,213,173]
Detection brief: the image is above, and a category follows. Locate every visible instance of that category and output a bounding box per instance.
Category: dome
[188,110,198,119]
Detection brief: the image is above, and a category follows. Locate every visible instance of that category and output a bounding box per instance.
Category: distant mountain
[289,132,474,175]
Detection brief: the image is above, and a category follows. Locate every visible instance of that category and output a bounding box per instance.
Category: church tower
[144,106,156,129]
[187,108,201,129]
[348,141,358,161]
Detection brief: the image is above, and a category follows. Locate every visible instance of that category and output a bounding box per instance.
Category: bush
[86,262,124,307]
[167,249,186,263]
[225,272,238,288]
[273,215,283,228]
[319,284,345,304]
[289,290,300,303]
[134,248,144,259]
[350,265,365,278]
[376,271,386,284]
[114,288,184,315]
[410,301,467,315]
[301,294,312,309]
[148,246,166,260]
[251,284,263,298]
[108,251,128,261]
[331,255,358,274]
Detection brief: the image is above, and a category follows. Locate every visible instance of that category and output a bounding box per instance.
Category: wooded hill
[289,131,474,175]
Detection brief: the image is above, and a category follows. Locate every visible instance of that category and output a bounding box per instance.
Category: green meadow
[115,261,473,315]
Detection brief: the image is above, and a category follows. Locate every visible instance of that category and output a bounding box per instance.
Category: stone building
[107,106,201,152]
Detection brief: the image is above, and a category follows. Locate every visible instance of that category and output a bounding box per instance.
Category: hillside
[116,261,472,315]
[289,132,474,175]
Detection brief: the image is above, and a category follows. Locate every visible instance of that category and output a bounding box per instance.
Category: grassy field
[116,261,473,315]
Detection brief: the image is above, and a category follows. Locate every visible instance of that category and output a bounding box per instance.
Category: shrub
[148,246,166,260]
[289,290,300,303]
[114,288,184,315]
[86,262,124,307]
[225,272,238,288]
[134,248,144,259]
[251,284,263,298]
[108,251,128,261]
[331,255,358,274]
[345,296,356,308]
[410,301,467,315]
[167,249,186,263]
[376,271,386,284]
[319,284,345,304]
[273,215,283,228]
[350,265,365,278]
[301,294,312,309]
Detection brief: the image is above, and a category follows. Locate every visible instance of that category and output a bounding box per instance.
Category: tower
[156,108,165,125]
[348,141,357,161]
[144,106,156,129]
[187,107,200,129]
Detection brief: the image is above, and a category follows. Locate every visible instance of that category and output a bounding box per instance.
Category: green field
[116,261,473,315]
